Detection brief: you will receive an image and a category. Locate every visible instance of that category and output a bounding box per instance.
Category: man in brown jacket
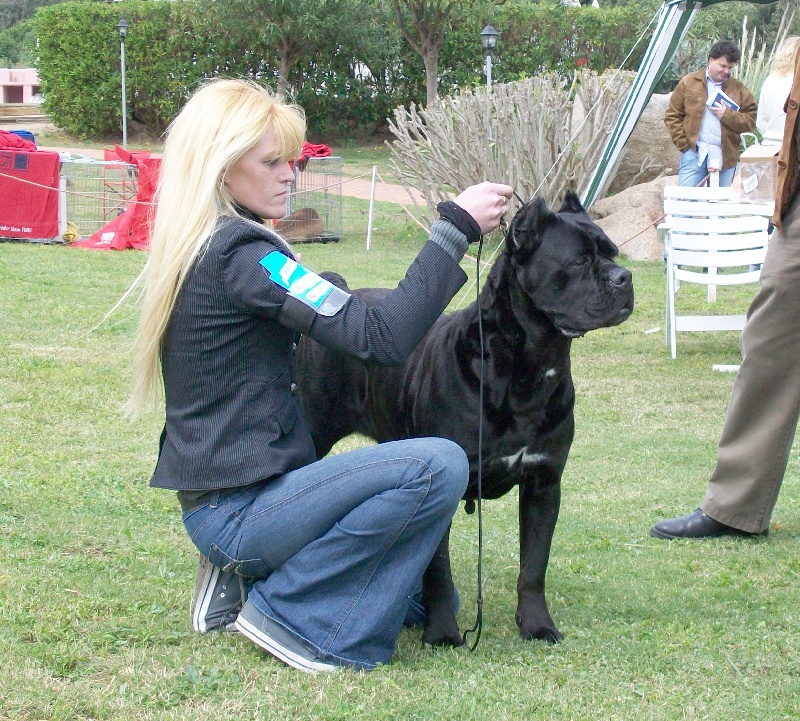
[651,45,800,539]
[665,40,757,187]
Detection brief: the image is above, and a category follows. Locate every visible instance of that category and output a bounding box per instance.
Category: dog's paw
[516,612,564,644]
[520,625,564,644]
[422,622,465,648]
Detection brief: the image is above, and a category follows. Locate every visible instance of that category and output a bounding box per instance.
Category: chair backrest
[667,213,767,286]
[662,184,769,358]
[662,184,774,217]
[663,185,769,290]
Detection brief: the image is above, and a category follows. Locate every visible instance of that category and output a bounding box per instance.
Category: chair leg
[665,301,670,349]
[669,300,677,360]
[666,244,677,358]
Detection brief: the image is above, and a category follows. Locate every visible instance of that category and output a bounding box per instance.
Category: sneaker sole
[192,562,220,634]
[235,614,338,673]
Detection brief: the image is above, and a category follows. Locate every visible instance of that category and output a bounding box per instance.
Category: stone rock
[589,175,678,261]
[607,93,679,196]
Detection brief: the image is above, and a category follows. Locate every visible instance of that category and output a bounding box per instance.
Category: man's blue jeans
[679,148,736,187]
[182,437,468,671]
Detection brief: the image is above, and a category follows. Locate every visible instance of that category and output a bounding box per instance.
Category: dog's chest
[507,352,567,414]
[466,358,573,499]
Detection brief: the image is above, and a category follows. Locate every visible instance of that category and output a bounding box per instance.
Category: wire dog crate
[279,156,342,243]
[59,155,341,241]
[60,157,138,236]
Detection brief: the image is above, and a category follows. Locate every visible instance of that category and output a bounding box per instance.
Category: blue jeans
[678,148,735,187]
[182,437,468,671]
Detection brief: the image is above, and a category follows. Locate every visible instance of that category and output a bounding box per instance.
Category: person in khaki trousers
[651,46,800,539]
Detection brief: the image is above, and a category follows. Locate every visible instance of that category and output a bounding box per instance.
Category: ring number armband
[260,251,351,334]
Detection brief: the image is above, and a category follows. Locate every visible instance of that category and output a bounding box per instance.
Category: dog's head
[504,191,634,337]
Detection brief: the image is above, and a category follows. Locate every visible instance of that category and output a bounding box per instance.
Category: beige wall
[0,68,41,104]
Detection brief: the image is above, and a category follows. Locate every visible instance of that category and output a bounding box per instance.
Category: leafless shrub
[387,70,634,220]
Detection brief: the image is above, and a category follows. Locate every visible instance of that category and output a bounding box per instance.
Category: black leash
[461,200,516,652]
[461,232,485,651]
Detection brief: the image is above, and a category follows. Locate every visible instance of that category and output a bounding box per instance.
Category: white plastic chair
[659,185,769,359]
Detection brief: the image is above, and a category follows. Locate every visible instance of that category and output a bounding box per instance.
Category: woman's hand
[452,182,514,235]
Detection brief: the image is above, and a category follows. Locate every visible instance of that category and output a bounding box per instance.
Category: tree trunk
[277,53,292,98]
[424,46,439,106]
[276,35,304,98]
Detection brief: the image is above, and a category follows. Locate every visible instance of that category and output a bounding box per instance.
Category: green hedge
[0,19,36,67]
[32,0,664,138]
[32,0,409,138]
[440,0,658,91]
[33,1,211,137]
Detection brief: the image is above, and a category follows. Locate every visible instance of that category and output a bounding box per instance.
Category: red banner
[0,150,60,240]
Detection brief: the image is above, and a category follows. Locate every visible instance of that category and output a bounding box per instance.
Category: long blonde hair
[771,36,800,77]
[127,78,305,416]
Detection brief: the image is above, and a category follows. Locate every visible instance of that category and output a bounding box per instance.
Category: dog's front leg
[421,526,464,647]
[516,480,564,643]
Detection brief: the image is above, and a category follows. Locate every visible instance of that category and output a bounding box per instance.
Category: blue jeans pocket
[207,541,270,579]
[183,492,271,579]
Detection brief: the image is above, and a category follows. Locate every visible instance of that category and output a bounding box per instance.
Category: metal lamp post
[117,18,129,149]
[479,25,499,91]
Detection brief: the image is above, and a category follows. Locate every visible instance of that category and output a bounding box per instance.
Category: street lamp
[117,18,129,149]
[479,25,499,91]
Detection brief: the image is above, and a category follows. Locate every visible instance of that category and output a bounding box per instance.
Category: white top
[697,73,724,169]
[757,72,793,145]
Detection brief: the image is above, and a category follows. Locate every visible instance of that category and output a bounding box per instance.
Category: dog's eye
[571,255,590,268]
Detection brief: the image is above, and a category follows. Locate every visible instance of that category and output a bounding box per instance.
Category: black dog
[296,192,634,646]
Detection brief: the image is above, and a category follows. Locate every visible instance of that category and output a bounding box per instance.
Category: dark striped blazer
[150,210,467,492]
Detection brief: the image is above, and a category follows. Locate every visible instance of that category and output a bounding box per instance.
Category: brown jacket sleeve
[719,79,757,169]
[719,83,757,135]
[773,48,800,229]
[664,75,690,152]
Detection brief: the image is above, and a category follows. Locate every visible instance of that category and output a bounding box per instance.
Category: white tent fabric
[581,0,776,208]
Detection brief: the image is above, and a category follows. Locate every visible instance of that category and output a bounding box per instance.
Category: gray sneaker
[191,555,245,634]
[235,599,339,673]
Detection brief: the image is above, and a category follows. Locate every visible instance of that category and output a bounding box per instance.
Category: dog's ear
[567,214,620,259]
[508,197,554,258]
[558,190,585,215]
[592,228,619,259]
[557,191,620,259]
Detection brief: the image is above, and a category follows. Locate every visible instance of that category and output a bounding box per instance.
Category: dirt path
[337,175,426,206]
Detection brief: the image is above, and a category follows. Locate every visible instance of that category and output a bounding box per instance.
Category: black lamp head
[479,25,499,54]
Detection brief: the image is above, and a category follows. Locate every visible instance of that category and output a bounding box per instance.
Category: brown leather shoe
[650,509,767,540]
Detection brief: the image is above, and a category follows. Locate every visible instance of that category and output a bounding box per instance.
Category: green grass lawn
[334,144,396,180]
[1,197,799,720]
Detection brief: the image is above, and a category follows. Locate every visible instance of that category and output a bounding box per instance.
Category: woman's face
[224,132,296,219]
